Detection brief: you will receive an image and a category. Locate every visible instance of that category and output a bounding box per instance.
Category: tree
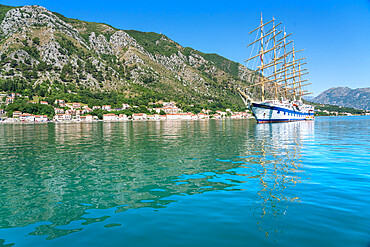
[32,37,40,45]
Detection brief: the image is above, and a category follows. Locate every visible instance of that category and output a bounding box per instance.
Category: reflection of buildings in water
[0,120,315,244]
[0,123,50,145]
[0,120,250,242]
[252,122,314,239]
[54,122,96,145]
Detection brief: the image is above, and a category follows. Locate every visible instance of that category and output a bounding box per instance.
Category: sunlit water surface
[0,116,369,247]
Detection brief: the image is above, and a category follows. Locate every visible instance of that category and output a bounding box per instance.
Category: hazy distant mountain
[312,87,370,110]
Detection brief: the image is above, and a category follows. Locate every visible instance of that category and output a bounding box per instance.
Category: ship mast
[260,13,265,102]
[242,14,312,103]
[283,28,288,99]
[292,44,296,101]
[272,17,278,100]
[298,62,302,100]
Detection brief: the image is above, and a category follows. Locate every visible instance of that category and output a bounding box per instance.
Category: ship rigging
[238,14,315,123]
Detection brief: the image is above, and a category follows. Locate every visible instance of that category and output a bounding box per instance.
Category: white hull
[249,100,314,123]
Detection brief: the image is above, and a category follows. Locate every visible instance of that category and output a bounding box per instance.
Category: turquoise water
[0,117,369,247]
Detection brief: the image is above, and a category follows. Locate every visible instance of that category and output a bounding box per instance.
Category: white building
[20,113,35,122]
[54,99,66,107]
[118,114,129,121]
[54,108,64,114]
[54,114,72,122]
[86,115,93,122]
[35,115,48,122]
[213,114,222,119]
[216,110,227,117]
[71,103,81,109]
[102,105,111,111]
[122,103,130,109]
[132,113,147,120]
[166,113,192,120]
[197,113,209,119]
[12,111,22,118]
[231,113,243,119]
[103,113,118,121]
[6,97,14,105]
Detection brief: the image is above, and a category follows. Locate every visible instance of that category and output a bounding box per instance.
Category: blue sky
[1,0,369,95]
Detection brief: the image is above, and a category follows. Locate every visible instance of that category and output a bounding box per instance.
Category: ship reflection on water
[251,121,313,239]
[0,120,314,245]
[216,120,314,239]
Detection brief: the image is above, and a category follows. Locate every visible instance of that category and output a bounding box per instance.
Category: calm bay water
[0,116,369,247]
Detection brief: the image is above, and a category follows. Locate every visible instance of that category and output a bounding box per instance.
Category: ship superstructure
[238,14,314,123]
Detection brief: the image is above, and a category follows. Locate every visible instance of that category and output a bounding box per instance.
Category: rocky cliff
[0,4,261,107]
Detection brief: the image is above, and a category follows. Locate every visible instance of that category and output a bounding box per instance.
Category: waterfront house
[216,110,227,117]
[166,113,192,120]
[213,114,221,119]
[13,111,22,118]
[166,114,181,120]
[132,113,147,121]
[118,114,129,121]
[54,113,72,122]
[231,113,243,119]
[241,112,253,118]
[146,114,161,120]
[197,113,209,119]
[202,109,212,114]
[103,113,118,121]
[86,115,93,122]
[20,113,35,122]
[35,115,48,122]
[146,115,154,120]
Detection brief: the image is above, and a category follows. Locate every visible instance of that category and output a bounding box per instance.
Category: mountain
[0,4,264,109]
[312,87,370,110]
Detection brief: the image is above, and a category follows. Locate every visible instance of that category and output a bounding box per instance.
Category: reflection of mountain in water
[0,120,314,243]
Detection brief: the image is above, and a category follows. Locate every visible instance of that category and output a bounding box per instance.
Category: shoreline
[1,115,367,125]
[0,117,255,124]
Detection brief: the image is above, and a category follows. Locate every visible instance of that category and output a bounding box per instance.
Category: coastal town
[0,92,254,123]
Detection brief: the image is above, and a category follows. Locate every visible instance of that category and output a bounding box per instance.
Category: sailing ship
[238,14,315,123]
